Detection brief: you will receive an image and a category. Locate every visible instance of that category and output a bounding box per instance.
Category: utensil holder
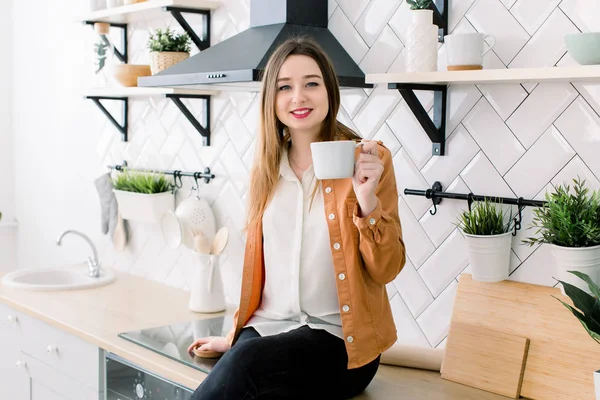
[188,253,226,313]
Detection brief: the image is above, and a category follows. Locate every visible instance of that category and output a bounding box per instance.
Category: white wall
[9,0,600,348]
[0,0,16,272]
[12,0,103,270]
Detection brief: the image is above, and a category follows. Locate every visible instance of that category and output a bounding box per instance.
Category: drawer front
[23,353,102,400]
[0,302,26,347]
[17,309,102,390]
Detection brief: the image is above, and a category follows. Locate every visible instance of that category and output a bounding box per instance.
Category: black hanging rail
[405,181,548,235]
[108,161,215,184]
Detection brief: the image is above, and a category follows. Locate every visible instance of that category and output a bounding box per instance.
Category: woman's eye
[307,82,318,87]
[278,85,291,91]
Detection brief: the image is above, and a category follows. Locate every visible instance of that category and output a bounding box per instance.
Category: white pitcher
[188,253,226,313]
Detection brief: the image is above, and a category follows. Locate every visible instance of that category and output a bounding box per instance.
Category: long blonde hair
[246,37,361,229]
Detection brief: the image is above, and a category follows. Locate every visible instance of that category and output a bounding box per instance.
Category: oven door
[105,352,194,400]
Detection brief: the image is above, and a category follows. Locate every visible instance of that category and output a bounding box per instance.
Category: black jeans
[190,326,380,400]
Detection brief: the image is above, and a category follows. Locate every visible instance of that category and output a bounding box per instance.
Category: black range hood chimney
[138,0,373,91]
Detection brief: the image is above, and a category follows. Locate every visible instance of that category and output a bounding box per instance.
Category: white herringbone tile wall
[86,0,600,349]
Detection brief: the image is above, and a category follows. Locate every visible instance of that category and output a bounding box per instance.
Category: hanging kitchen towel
[94,172,119,237]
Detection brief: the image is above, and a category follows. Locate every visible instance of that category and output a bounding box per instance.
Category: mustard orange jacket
[227,141,406,369]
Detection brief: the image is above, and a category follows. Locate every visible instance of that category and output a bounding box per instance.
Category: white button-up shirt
[245,147,343,339]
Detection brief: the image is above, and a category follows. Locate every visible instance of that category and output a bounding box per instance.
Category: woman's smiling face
[275,54,329,138]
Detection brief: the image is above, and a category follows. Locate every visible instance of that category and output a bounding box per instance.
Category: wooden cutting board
[445,274,600,400]
[441,322,529,398]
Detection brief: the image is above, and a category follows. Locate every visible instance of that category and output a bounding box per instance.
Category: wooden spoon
[210,227,229,255]
[192,229,211,254]
[113,212,127,251]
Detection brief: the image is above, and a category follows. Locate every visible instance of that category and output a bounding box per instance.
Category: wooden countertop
[0,269,507,399]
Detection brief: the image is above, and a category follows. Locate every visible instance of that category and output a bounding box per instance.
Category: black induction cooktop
[118,315,233,375]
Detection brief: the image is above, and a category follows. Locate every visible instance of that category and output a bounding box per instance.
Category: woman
[188,37,406,400]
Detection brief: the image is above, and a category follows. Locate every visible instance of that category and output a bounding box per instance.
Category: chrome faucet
[56,230,101,278]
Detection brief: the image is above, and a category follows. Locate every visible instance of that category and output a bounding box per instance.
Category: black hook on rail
[512,197,525,236]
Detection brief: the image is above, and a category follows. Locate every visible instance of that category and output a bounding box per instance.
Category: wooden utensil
[446,274,600,400]
[441,322,529,398]
[192,229,211,254]
[210,227,228,255]
[113,212,126,251]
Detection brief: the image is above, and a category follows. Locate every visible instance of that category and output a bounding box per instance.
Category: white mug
[310,140,359,180]
[444,33,496,69]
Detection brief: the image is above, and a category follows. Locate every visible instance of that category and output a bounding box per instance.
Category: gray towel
[94,173,118,237]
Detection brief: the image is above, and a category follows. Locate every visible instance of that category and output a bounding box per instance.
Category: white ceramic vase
[188,253,226,313]
[595,370,600,400]
[404,9,439,73]
[464,231,512,282]
[552,244,600,295]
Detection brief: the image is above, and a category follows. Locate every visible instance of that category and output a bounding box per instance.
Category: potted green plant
[555,270,600,399]
[457,198,515,282]
[524,177,600,294]
[404,0,438,73]
[112,171,175,224]
[147,28,191,75]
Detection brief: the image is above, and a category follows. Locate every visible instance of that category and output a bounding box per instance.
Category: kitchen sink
[1,264,116,291]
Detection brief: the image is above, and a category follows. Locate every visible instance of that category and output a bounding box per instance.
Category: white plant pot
[552,244,600,295]
[404,9,439,72]
[595,370,600,400]
[464,231,512,282]
[189,253,226,313]
[113,190,174,224]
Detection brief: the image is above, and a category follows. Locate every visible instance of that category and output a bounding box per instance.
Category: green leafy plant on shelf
[456,198,515,236]
[406,0,433,10]
[147,28,191,53]
[523,177,600,248]
[112,171,174,194]
[94,39,109,74]
[555,270,600,344]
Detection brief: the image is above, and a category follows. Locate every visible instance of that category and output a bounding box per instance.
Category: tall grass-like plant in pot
[112,171,175,224]
[524,177,600,295]
[147,28,191,75]
[457,199,514,282]
[555,270,600,399]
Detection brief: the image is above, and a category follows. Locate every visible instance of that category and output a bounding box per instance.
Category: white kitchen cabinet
[0,302,104,399]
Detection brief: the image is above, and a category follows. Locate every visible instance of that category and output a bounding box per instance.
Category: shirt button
[333,243,341,250]
[369,217,376,225]
[325,187,332,194]
[328,213,336,220]
[347,336,354,343]
[338,273,346,280]
[342,305,350,312]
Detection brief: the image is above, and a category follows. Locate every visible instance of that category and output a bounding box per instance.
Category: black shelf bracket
[86,96,128,142]
[164,6,211,51]
[166,94,212,146]
[84,21,128,63]
[390,83,447,156]
[430,0,449,43]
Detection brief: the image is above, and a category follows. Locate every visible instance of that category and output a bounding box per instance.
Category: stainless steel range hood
[138,0,373,91]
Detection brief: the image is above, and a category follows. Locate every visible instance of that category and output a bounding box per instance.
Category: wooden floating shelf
[78,0,219,24]
[366,66,600,85]
[85,87,219,97]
